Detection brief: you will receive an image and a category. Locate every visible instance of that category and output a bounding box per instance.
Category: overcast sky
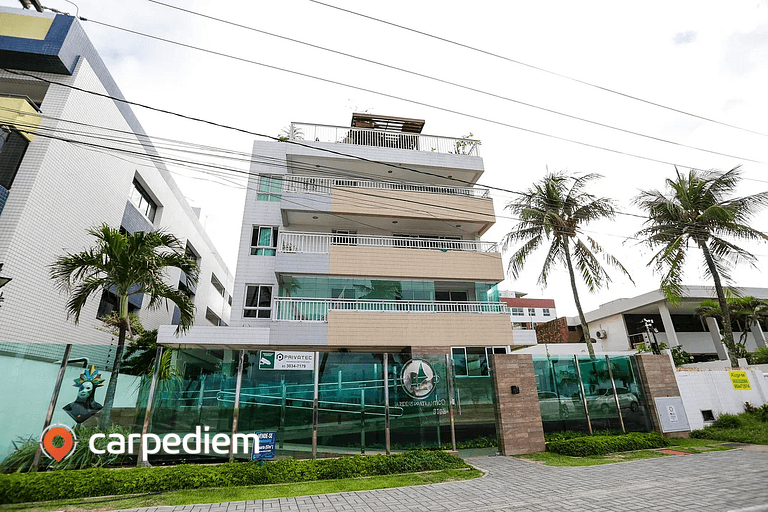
[8,0,768,316]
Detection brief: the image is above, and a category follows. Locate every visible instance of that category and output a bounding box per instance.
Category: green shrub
[0,450,468,504]
[544,430,623,443]
[749,347,768,365]
[712,414,741,429]
[546,432,669,457]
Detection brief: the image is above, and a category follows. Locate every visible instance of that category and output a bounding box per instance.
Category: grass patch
[519,450,668,467]
[0,469,482,512]
[665,437,735,453]
[691,411,768,445]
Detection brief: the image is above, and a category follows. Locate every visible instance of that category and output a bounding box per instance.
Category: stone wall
[490,353,546,455]
[535,317,581,344]
[635,354,690,437]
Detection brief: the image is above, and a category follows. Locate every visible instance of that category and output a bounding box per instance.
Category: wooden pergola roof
[351,113,425,134]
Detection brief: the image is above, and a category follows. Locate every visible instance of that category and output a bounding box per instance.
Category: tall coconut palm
[50,224,198,429]
[503,172,634,357]
[695,296,768,359]
[634,166,768,366]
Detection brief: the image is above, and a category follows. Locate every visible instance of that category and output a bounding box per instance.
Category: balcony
[282,175,489,199]
[275,297,509,322]
[278,232,497,254]
[290,122,480,157]
[0,95,41,142]
[276,232,504,281]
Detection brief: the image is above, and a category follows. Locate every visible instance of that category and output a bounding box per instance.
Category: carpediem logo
[40,423,77,462]
[88,426,260,456]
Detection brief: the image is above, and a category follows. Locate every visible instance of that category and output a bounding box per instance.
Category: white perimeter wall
[675,369,768,431]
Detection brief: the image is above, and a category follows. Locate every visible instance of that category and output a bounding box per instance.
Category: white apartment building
[0,8,233,369]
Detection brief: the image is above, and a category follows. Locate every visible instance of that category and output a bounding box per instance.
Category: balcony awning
[351,113,425,134]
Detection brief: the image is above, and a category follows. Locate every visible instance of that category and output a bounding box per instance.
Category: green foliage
[453,133,479,155]
[0,425,131,474]
[671,345,692,366]
[636,342,668,353]
[744,402,768,422]
[712,414,741,429]
[101,311,144,337]
[544,429,624,443]
[691,410,768,444]
[749,347,768,365]
[0,450,468,504]
[545,432,669,457]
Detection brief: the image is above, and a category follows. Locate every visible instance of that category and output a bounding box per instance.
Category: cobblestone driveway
[120,449,768,512]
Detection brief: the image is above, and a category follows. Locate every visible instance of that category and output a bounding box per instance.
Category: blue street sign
[251,431,277,460]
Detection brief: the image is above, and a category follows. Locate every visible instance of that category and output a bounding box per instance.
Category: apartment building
[0,8,233,366]
[154,114,523,455]
[499,290,556,345]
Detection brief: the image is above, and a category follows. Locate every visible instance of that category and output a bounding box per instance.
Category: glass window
[257,176,281,201]
[251,226,278,255]
[129,179,157,222]
[205,307,223,326]
[452,347,467,377]
[528,308,536,316]
[211,273,226,297]
[543,308,551,316]
[511,307,524,316]
[244,285,272,318]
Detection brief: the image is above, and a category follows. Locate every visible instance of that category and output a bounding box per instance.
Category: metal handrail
[281,174,489,198]
[275,297,509,321]
[290,122,480,156]
[278,231,498,254]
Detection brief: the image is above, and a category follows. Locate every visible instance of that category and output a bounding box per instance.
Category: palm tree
[503,172,634,357]
[695,296,768,359]
[50,224,198,429]
[634,166,768,366]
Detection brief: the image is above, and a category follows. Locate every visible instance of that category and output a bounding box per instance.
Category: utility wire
[147,0,761,164]
[309,0,768,139]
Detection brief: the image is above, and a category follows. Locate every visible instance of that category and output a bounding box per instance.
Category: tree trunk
[699,241,737,366]
[99,297,128,429]
[563,240,594,357]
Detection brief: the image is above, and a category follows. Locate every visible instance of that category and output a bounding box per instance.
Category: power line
[146,0,762,164]
[308,0,768,140]
[19,15,757,174]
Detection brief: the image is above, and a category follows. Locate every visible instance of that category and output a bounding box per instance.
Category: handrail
[290,122,480,156]
[281,174,490,198]
[275,297,509,322]
[277,231,498,254]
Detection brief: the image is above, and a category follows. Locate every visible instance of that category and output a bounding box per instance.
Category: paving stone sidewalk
[118,449,768,512]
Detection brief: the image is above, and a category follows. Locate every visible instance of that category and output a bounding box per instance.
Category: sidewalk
[119,449,768,512]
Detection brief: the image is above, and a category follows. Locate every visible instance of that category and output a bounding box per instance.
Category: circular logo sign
[400,359,437,399]
[40,423,77,462]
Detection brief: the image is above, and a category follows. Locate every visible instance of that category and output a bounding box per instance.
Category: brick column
[491,353,546,455]
[635,354,690,438]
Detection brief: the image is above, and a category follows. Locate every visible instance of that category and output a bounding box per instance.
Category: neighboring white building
[498,290,557,346]
[570,286,768,360]
[0,8,233,369]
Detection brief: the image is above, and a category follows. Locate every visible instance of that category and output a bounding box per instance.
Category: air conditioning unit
[595,329,608,339]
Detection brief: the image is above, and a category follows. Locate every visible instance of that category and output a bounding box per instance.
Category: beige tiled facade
[328,312,514,348]
[329,245,504,281]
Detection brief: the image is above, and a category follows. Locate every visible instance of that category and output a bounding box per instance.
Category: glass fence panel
[452,355,496,444]
[236,350,314,459]
[147,349,237,462]
[316,353,385,454]
[533,356,591,433]
[388,353,447,450]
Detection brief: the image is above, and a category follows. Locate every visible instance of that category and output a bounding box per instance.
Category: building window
[528,308,536,316]
[257,176,281,201]
[543,308,551,316]
[211,273,226,297]
[511,307,524,316]
[251,226,278,255]
[129,179,157,222]
[244,285,272,318]
[205,307,223,326]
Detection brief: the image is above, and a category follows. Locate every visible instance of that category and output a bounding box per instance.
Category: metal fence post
[312,351,319,459]
[445,353,457,452]
[229,350,245,462]
[606,355,626,433]
[137,346,164,467]
[383,353,390,455]
[573,355,593,435]
[32,344,71,471]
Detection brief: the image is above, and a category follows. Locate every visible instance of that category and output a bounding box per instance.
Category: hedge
[0,450,468,505]
[546,432,670,457]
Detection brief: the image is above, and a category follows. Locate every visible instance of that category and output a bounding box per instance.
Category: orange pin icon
[41,424,76,462]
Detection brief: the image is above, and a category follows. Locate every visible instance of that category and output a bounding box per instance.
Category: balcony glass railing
[290,122,480,156]
[275,297,508,322]
[278,232,498,254]
[281,174,489,198]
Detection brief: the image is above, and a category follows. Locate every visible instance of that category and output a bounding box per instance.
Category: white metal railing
[278,232,498,254]
[281,174,489,199]
[275,297,509,321]
[290,122,480,157]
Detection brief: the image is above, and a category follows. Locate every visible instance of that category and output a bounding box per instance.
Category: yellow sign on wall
[0,13,53,40]
[729,371,751,390]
